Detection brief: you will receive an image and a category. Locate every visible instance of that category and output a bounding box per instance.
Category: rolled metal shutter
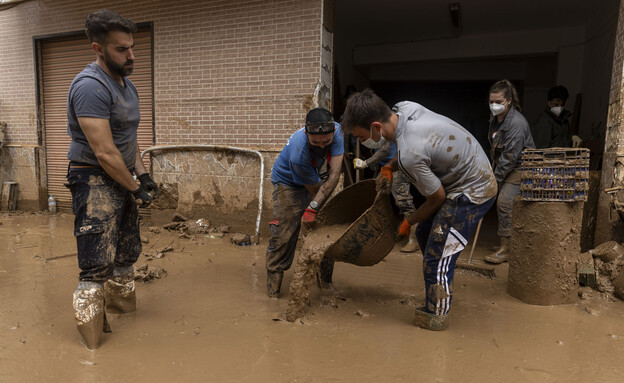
[40,30,153,211]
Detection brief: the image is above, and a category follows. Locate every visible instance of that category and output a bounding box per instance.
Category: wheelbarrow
[286,179,400,321]
[314,179,400,265]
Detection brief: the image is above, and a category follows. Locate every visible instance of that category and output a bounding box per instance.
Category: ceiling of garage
[336,0,610,44]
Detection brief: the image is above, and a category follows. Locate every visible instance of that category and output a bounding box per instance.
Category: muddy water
[2,213,624,382]
[286,224,349,321]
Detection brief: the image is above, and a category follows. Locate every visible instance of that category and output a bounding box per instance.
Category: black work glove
[138,173,159,199]
[131,185,153,208]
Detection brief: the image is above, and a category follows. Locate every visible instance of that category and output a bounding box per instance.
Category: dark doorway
[370,80,521,154]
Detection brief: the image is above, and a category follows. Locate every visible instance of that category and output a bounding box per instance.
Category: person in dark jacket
[485,80,535,264]
[531,85,582,148]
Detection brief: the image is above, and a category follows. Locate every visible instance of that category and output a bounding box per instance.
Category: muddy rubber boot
[400,225,419,253]
[267,272,283,298]
[105,270,136,314]
[484,236,510,264]
[414,306,449,331]
[73,281,108,350]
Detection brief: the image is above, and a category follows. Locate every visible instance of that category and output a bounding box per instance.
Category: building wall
[595,0,624,245]
[0,0,325,210]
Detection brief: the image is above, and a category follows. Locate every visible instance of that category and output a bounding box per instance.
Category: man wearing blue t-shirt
[266,108,344,297]
[66,10,159,349]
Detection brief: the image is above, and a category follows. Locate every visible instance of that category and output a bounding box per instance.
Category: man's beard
[104,51,133,77]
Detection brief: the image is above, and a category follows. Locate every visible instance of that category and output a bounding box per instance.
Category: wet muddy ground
[1,212,624,382]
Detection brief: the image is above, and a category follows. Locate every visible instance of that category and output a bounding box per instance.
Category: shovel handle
[467,218,483,263]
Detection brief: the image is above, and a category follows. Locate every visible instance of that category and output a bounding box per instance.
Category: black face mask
[310,144,329,160]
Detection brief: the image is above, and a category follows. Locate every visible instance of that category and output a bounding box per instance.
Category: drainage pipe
[141,144,264,243]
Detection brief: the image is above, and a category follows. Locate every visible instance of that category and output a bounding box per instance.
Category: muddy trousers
[496,181,520,237]
[392,171,416,217]
[416,194,495,315]
[265,184,335,283]
[67,168,142,283]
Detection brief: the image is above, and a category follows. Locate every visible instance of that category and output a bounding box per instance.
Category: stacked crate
[520,148,590,202]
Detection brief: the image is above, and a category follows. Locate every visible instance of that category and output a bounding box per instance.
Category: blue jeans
[67,168,141,283]
[416,194,495,315]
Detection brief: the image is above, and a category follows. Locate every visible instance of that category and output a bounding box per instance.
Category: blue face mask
[362,126,386,149]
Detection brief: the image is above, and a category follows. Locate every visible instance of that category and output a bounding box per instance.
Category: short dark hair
[305,107,335,135]
[547,85,569,103]
[85,9,136,44]
[341,89,392,134]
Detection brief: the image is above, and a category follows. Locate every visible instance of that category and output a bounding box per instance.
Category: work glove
[571,135,582,148]
[138,173,160,198]
[397,218,412,239]
[132,185,153,208]
[353,158,368,170]
[376,165,393,192]
[301,208,318,226]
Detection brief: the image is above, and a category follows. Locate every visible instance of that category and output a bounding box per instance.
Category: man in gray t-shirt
[66,10,159,350]
[342,89,496,331]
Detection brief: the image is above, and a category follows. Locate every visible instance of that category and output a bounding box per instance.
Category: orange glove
[301,208,318,225]
[398,218,412,238]
[376,165,393,191]
[380,165,393,182]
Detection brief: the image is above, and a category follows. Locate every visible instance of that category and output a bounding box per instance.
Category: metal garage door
[40,29,153,211]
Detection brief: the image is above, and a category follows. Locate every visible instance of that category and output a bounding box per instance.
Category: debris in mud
[172,212,189,222]
[588,241,624,299]
[148,226,161,234]
[134,264,167,282]
[155,243,174,259]
[590,241,623,263]
[355,310,369,318]
[182,219,211,235]
[163,222,182,231]
[141,237,149,244]
[230,233,251,246]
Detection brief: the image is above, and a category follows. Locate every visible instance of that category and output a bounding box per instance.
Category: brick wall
[0,0,326,209]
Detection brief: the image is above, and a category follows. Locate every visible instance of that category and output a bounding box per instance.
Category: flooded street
[1,212,624,382]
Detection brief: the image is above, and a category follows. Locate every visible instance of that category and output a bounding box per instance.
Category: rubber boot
[414,306,449,331]
[73,281,110,350]
[267,272,283,298]
[400,225,419,253]
[484,236,510,264]
[105,269,136,314]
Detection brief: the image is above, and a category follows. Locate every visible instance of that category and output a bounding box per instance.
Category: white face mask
[489,103,506,116]
[550,106,563,117]
[361,125,386,149]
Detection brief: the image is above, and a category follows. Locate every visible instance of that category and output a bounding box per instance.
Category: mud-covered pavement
[1,212,624,382]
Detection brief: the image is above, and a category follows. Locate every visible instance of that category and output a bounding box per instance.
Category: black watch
[309,201,319,210]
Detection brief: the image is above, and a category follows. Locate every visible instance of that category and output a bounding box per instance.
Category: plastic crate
[520,148,589,202]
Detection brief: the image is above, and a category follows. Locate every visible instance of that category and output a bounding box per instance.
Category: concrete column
[595,0,624,245]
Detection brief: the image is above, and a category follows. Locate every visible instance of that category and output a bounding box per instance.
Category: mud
[3,213,624,381]
[508,200,583,305]
[285,224,349,322]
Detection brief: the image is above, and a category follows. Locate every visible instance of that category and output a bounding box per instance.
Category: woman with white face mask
[485,79,535,265]
[530,85,582,149]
